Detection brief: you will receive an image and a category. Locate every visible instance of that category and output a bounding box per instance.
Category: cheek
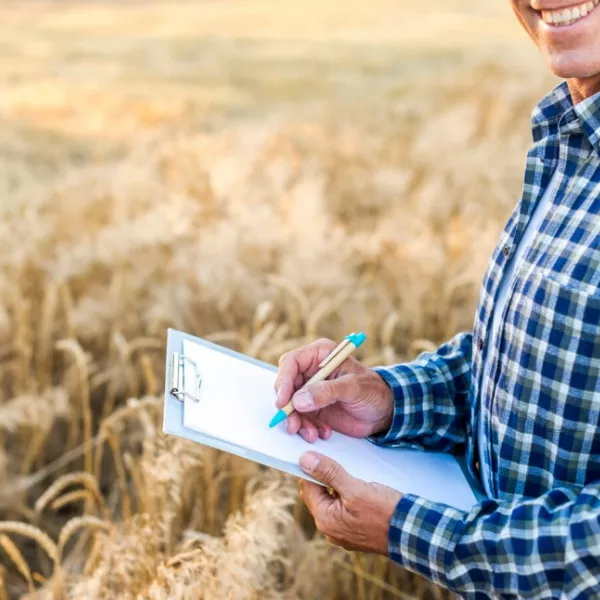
[510,0,539,41]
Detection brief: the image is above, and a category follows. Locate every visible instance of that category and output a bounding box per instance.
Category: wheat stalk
[0,522,58,564]
[55,339,93,474]
[106,427,132,521]
[57,516,112,562]
[0,566,8,600]
[245,322,277,358]
[34,472,104,517]
[139,353,159,396]
[0,533,34,592]
[36,282,59,391]
[50,490,98,514]
[0,7,543,597]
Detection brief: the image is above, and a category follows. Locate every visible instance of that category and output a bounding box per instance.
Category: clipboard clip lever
[170,352,202,403]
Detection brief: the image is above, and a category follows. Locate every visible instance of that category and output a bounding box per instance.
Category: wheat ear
[35,472,103,517]
[0,522,58,564]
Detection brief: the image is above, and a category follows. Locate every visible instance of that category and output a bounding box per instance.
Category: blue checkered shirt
[371,82,600,599]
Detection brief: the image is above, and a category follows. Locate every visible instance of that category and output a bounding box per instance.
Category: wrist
[372,375,394,436]
[376,486,403,556]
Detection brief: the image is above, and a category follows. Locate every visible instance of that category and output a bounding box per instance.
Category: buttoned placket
[479,104,596,498]
[475,132,565,498]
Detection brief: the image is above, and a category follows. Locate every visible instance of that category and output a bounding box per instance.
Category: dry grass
[0,0,558,598]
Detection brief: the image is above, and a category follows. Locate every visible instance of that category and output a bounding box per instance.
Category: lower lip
[538,3,600,32]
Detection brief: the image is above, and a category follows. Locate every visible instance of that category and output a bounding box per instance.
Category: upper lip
[531,1,589,8]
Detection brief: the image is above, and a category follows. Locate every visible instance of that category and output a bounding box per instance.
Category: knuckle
[343,489,358,509]
[321,380,338,401]
[316,338,336,352]
[350,375,362,398]
[278,351,290,367]
[321,464,339,485]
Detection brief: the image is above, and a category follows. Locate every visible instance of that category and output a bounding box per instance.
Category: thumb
[292,375,357,413]
[300,452,356,497]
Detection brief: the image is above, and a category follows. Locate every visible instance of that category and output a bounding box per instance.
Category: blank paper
[181,338,478,512]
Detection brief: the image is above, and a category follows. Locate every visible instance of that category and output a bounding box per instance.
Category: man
[274,1,600,598]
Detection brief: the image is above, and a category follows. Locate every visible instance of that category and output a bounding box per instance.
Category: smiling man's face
[512,1,600,97]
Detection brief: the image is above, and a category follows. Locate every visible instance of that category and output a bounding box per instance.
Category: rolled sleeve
[388,494,466,589]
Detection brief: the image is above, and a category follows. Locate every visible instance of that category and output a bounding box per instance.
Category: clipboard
[163,328,321,483]
[163,328,486,507]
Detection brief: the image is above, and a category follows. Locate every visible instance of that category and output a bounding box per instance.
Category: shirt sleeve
[389,484,600,598]
[368,332,473,453]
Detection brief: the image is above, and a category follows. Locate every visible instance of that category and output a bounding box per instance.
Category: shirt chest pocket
[498,271,600,431]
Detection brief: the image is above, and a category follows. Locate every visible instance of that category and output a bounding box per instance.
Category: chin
[543,50,600,80]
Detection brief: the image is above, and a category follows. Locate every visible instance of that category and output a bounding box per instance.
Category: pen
[268,332,367,428]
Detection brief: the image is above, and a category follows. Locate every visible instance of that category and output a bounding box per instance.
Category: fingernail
[318,428,326,439]
[293,389,314,411]
[275,388,282,406]
[300,452,320,472]
[299,428,308,441]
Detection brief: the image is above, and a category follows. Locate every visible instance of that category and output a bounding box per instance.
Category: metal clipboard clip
[170,352,202,402]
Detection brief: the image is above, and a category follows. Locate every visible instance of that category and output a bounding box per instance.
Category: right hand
[274,338,394,443]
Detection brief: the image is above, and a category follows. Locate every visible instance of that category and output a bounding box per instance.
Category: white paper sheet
[182,338,478,512]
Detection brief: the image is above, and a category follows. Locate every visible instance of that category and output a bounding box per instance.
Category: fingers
[300,452,357,498]
[286,411,302,435]
[316,421,332,440]
[292,374,359,414]
[274,339,338,407]
[298,419,318,443]
[288,414,332,441]
[300,479,333,517]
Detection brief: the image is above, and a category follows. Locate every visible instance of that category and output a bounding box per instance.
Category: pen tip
[269,410,286,429]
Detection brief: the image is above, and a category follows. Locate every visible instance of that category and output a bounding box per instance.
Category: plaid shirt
[371,82,600,599]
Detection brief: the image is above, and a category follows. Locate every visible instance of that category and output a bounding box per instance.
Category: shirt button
[478,337,484,351]
[503,245,511,258]
[466,423,472,436]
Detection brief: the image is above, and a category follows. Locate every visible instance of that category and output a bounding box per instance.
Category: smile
[539,0,600,26]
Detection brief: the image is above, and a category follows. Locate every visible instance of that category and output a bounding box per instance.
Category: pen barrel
[279,341,359,419]
[282,402,295,417]
[304,342,357,387]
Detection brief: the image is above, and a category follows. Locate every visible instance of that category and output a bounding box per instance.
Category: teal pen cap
[345,332,366,348]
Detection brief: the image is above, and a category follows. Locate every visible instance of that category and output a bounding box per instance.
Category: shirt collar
[531,81,573,132]
[531,80,600,156]
[573,89,600,153]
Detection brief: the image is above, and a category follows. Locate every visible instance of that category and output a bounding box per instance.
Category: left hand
[299,451,402,555]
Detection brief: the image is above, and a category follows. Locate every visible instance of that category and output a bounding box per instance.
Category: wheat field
[0,1,558,598]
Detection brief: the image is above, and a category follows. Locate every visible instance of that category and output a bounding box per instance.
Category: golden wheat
[0,0,558,598]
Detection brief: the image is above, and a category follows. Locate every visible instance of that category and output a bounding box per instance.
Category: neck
[567,74,600,104]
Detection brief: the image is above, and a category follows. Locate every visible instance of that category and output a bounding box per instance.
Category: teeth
[541,0,600,25]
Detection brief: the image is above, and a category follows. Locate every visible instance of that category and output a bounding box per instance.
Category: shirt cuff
[388,493,466,590]
[367,365,425,447]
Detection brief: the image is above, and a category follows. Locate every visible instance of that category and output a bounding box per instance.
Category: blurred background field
[0,1,557,598]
